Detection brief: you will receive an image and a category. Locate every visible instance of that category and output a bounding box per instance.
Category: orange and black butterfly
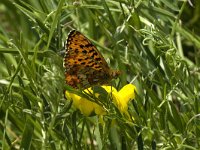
[63,30,120,89]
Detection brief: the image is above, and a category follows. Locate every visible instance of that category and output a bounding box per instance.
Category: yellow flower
[65,84,137,116]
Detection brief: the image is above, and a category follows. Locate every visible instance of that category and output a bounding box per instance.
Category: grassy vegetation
[0,0,200,149]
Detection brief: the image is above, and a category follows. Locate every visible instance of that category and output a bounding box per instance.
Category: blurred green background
[0,0,200,149]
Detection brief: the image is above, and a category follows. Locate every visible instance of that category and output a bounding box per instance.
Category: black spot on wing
[80,45,84,48]
[95,57,101,61]
[91,52,98,58]
[75,49,79,53]
[82,50,87,54]
[81,62,86,65]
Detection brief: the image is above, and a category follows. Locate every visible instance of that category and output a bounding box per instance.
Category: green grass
[0,0,200,149]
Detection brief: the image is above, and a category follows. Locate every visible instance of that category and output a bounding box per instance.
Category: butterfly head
[110,70,121,79]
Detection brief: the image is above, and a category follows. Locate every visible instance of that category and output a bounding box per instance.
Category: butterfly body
[64,30,120,89]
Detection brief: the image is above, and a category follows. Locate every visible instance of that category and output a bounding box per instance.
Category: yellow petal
[118,84,137,103]
[112,84,137,113]
[65,90,106,116]
[101,86,118,94]
[65,91,81,108]
[78,98,96,116]
[94,104,107,115]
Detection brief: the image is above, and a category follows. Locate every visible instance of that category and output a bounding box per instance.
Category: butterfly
[63,30,120,89]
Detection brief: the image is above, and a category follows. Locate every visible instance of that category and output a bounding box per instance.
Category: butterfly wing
[64,30,113,89]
